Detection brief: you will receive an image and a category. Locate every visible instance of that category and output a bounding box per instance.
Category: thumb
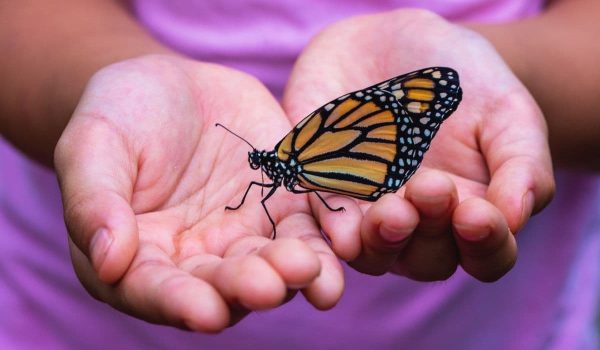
[55,118,138,283]
[482,92,555,233]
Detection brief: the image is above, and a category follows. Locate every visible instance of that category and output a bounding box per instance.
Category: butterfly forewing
[275,67,462,201]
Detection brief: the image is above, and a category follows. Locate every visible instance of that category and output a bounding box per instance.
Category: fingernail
[90,228,113,271]
[454,223,490,242]
[521,191,535,223]
[320,229,332,244]
[379,224,411,243]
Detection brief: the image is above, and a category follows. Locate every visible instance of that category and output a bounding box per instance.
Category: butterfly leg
[226,181,274,211]
[291,189,345,212]
[260,185,279,239]
[314,192,345,212]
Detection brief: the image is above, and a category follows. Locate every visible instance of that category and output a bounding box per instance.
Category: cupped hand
[283,9,555,282]
[54,55,343,332]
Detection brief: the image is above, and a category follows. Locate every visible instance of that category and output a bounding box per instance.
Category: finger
[187,236,288,311]
[187,212,343,311]
[453,198,517,282]
[487,155,555,233]
[309,194,363,261]
[213,218,323,289]
[55,117,138,283]
[391,170,459,281]
[482,93,555,233]
[185,239,338,312]
[121,248,230,333]
[70,237,116,303]
[176,254,253,326]
[277,212,345,310]
[217,254,289,310]
[349,194,418,275]
[256,236,344,311]
[297,233,345,310]
[73,242,230,333]
[258,237,321,288]
[237,214,344,310]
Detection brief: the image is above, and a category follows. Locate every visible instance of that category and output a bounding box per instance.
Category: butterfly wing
[276,67,462,201]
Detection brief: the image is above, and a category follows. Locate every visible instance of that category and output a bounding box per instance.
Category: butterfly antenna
[215,123,256,149]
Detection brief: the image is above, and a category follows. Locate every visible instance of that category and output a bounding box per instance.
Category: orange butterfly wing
[275,67,462,201]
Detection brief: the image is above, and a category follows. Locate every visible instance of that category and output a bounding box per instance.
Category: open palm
[55,55,343,332]
[283,10,555,281]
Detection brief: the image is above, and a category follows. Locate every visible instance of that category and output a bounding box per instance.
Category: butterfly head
[248,150,281,184]
[248,150,262,170]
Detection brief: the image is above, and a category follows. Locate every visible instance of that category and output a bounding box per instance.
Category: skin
[0,0,596,333]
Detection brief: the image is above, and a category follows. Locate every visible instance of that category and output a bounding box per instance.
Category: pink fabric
[2,1,599,349]
[132,0,543,97]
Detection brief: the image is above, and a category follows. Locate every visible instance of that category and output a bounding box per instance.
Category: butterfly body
[220,67,462,237]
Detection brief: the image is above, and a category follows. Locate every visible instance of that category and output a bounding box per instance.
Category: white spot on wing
[407,102,422,113]
[393,90,405,99]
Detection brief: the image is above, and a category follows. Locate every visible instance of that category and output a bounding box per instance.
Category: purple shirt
[2,1,599,349]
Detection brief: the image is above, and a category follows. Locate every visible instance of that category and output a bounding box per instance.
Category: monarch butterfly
[217,67,462,238]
